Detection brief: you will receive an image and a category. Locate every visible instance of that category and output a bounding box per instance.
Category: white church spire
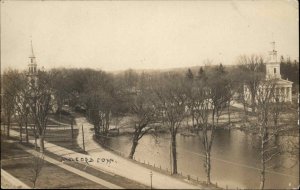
[29,40,35,58]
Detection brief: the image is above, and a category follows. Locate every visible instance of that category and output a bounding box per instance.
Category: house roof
[273,78,293,86]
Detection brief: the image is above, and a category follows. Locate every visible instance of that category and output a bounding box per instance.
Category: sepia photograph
[0,0,299,189]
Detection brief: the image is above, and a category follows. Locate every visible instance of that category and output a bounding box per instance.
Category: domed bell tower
[266,41,281,79]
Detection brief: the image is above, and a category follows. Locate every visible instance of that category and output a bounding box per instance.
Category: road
[75,117,203,189]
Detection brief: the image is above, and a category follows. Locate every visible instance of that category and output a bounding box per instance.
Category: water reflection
[105,129,299,189]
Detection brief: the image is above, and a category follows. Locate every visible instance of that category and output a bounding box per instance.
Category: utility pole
[82,125,85,152]
[170,140,172,174]
[150,171,153,189]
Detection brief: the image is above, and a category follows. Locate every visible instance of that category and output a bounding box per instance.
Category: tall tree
[13,72,31,143]
[128,86,157,159]
[2,69,20,137]
[29,70,55,153]
[185,69,196,131]
[152,73,187,174]
[237,55,265,113]
[245,79,294,189]
[201,64,230,184]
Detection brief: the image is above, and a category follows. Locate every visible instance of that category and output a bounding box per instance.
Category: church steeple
[269,41,277,63]
[29,40,35,58]
[266,41,281,79]
[28,40,37,74]
[27,40,38,88]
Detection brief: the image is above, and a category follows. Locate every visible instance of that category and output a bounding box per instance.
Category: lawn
[1,137,105,189]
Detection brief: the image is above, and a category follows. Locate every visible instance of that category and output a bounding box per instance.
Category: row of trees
[2,69,56,153]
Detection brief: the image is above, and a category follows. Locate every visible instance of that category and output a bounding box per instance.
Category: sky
[1,0,299,72]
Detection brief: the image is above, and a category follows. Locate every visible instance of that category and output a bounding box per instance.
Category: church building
[244,42,293,103]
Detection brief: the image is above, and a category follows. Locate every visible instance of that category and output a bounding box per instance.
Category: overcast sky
[1,0,299,72]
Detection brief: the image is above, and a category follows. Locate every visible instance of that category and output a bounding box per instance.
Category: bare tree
[238,55,265,113]
[13,72,31,143]
[201,64,230,184]
[152,73,187,175]
[2,69,20,137]
[189,78,212,183]
[128,89,157,159]
[29,71,55,153]
[245,79,293,189]
[185,69,196,131]
[30,153,45,188]
[254,80,277,189]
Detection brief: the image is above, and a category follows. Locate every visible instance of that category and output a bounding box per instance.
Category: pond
[105,129,299,189]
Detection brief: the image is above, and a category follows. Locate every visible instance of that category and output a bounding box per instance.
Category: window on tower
[274,68,276,74]
[31,58,33,63]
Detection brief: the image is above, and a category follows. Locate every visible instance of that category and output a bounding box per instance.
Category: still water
[106,129,299,189]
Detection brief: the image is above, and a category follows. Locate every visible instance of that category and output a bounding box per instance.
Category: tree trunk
[71,121,74,141]
[171,132,177,174]
[25,121,29,143]
[227,102,231,124]
[205,151,211,184]
[192,111,195,130]
[94,122,99,136]
[129,136,138,159]
[39,135,45,153]
[34,125,37,150]
[251,92,256,113]
[7,116,10,137]
[260,128,266,190]
[19,123,22,142]
[242,98,248,121]
[104,112,110,134]
[260,147,265,189]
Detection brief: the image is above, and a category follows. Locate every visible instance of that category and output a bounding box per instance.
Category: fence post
[82,125,85,152]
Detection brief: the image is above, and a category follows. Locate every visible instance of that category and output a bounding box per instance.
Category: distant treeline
[280,56,299,88]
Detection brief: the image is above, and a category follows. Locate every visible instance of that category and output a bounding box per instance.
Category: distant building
[244,42,293,103]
